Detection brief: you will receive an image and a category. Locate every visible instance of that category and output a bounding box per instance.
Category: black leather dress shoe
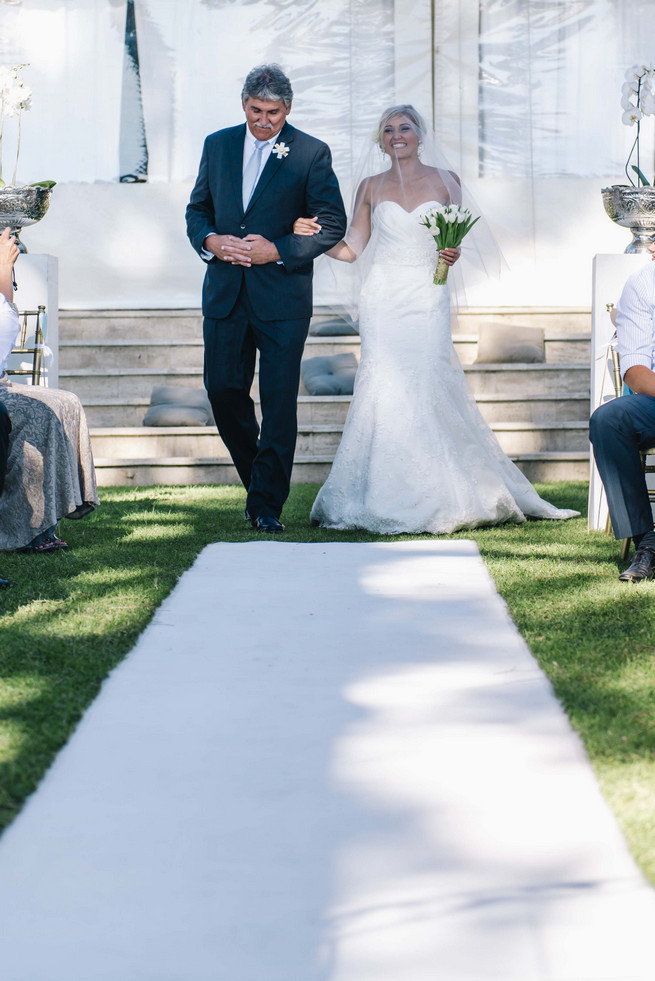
[252,515,285,534]
[619,547,655,582]
[0,574,10,589]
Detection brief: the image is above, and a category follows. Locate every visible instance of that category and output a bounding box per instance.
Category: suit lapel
[244,123,295,216]
[229,124,247,215]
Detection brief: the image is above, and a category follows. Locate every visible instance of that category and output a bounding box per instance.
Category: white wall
[20,175,631,311]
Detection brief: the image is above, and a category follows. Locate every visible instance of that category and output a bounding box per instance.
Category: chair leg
[619,537,631,561]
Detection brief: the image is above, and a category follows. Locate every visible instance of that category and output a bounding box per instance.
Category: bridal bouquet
[419,204,479,284]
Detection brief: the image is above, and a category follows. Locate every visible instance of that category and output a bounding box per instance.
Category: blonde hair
[374,104,427,148]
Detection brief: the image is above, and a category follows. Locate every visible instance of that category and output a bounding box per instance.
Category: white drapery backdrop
[0,0,654,307]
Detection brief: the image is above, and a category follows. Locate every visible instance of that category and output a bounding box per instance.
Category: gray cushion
[474,323,546,364]
[143,385,213,427]
[309,317,359,336]
[300,353,358,395]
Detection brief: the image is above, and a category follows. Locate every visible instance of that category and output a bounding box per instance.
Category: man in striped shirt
[590,243,655,581]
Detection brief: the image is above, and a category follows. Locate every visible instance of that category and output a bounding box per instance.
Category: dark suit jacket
[186,121,347,321]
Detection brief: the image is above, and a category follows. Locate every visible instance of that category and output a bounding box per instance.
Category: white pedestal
[589,253,652,530]
[12,254,59,387]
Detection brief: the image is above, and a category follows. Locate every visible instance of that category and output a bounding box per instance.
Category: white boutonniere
[272,141,290,160]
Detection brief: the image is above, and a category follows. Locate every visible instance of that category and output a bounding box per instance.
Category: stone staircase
[58,309,591,486]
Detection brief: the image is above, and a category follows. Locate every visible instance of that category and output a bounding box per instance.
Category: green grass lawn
[1,480,654,881]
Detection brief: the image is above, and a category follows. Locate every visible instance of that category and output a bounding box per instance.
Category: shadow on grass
[1,480,654,861]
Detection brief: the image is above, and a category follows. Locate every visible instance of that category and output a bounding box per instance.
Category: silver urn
[0,185,53,252]
[601,185,655,253]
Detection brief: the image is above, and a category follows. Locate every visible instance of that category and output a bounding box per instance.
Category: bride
[295,105,579,534]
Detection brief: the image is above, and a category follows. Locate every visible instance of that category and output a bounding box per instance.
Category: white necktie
[242,140,268,210]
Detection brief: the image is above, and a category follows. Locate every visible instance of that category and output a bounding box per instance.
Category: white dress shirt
[616,260,655,380]
[0,293,20,376]
[201,130,278,262]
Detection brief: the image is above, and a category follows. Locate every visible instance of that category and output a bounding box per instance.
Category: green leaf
[0,178,4,188]
[631,165,650,187]
[29,180,56,189]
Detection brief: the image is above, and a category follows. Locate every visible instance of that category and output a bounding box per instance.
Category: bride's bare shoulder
[423,164,461,186]
[355,174,385,197]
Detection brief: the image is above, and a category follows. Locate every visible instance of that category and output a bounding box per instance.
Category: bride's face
[381,115,420,159]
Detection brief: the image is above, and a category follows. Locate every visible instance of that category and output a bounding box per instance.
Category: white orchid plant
[621,64,655,186]
[0,63,54,189]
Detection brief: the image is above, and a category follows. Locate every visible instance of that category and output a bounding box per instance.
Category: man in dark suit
[0,402,10,587]
[186,64,347,533]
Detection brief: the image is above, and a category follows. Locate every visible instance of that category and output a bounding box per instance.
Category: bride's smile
[382,118,420,158]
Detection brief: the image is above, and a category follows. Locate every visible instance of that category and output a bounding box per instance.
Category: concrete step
[456,308,590,333]
[59,367,205,400]
[59,310,204,342]
[473,394,590,423]
[90,425,347,460]
[59,306,591,343]
[58,329,590,370]
[59,338,205,371]
[79,391,591,429]
[93,450,590,487]
[89,420,589,463]
[59,361,589,402]
[463,364,588,397]
[79,395,354,428]
[93,455,332,487]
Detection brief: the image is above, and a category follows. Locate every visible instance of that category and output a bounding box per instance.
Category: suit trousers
[203,284,309,518]
[589,393,655,539]
[0,402,10,497]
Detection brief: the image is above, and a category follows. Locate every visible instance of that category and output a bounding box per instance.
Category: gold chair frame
[6,305,47,386]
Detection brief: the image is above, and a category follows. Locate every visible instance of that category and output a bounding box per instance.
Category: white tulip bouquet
[419,203,479,284]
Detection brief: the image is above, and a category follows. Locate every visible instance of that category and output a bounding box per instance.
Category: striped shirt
[616,260,655,379]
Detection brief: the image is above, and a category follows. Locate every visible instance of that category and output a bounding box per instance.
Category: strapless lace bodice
[370,200,437,267]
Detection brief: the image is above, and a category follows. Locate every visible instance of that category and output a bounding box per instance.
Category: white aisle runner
[0,541,653,981]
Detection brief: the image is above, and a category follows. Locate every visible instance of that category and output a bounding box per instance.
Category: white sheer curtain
[0,0,396,187]
[0,0,124,184]
[135,0,395,185]
[435,0,655,184]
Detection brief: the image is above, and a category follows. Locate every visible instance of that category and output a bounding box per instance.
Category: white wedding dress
[310,200,579,533]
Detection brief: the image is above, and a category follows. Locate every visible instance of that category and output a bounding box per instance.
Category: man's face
[242,97,291,141]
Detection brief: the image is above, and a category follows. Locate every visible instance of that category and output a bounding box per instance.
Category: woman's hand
[439,247,461,267]
[293,216,321,236]
[0,227,19,269]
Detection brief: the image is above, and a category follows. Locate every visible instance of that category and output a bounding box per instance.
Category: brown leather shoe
[619,548,655,582]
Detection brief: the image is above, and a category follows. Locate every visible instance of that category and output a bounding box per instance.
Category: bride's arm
[292,180,372,263]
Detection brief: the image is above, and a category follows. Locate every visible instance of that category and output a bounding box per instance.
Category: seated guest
[0,401,10,584]
[0,228,99,553]
[590,242,655,582]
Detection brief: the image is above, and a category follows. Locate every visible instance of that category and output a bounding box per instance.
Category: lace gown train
[310,201,579,534]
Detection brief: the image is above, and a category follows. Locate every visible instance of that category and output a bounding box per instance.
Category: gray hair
[241,64,293,108]
[374,104,427,148]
